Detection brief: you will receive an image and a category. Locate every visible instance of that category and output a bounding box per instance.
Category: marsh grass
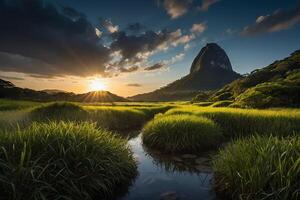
[0,99,41,111]
[142,114,223,153]
[30,102,88,121]
[0,121,137,200]
[29,102,173,131]
[213,136,300,200]
[165,106,300,138]
[86,106,147,131]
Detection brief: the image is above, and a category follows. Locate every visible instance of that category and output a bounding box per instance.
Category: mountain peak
[190,43,233,74]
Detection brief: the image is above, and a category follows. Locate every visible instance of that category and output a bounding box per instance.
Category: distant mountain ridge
[0,80,128,102]
[130,43,241,101]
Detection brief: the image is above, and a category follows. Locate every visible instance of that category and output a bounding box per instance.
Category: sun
[89,78,107,91]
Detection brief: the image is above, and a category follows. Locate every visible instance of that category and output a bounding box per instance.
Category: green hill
[194,50,300,108]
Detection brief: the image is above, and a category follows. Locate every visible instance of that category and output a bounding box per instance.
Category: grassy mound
[165,107,300,138]
[142,114,223,153]
[213,136,300,200]
[0,122,137,200]
[87,107,147,131]
[30,103,151,131]
[30,102,88,121]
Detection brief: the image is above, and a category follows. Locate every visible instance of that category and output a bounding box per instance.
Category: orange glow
[89,78,107,91]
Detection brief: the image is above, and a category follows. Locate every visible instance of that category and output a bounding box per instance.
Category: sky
[0,0,300,97]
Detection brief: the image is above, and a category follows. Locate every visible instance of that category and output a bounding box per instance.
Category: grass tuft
[142,114,223,153]
[213,136,300,200]
[0,121,137,200]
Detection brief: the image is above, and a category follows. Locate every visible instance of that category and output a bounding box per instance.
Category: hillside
[130,43,241,101]
[194,50,300,108]
[0,80,128,102]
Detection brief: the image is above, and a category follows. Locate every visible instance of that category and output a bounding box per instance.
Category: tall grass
[29,102,173,131]
[142,114,223,153]
[0,121,137,200]
[213,136,300,200]
[86,106,147,131]
[165,106,300,138]
[0,99,41,111]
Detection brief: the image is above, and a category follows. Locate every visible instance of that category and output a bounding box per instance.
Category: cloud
[163,0,192,19]
[126,22,145,33]
[165,53,185,64]
[144,63,166,71]
[0,0,200,78]
[0,75,24,81]
[241,8,300,36]
[119,66,139,73]
[190,23,207,34]
[126,83,142,87]
[109,28,193,72]
[0,0,111,78]
[199,0,220,11]
[100,18,119,33]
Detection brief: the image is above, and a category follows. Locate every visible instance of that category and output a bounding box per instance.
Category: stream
[119,133,217,200]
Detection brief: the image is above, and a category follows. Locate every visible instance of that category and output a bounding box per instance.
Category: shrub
[142,114,223,153]
[0,122,137,200]
[213,136,300,200]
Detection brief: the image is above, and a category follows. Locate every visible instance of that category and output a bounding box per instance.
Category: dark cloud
[119,66,139,73]
[63,6,85,19]
[0,0,110,77]
[144,63,166,71]
[199,0,220,11]
[162,0,192,19]
[242,8,300,36]
[110,29,190,64]
[126,22,145,33]
[126,83,142,87]
[0,75,24,81]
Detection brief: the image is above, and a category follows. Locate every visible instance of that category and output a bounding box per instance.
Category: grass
[213,135,300,200]
[0,121,137,200]
[0,99,41,111]
[29,102,173,131]
[165,106,300,138]
[142,114,223,153]
[1,99,300,199]
[30,102,88,121]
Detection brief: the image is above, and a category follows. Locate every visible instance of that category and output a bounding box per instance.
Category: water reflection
[120,134,217,200]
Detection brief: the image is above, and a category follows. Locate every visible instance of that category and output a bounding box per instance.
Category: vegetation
[30,102,88,121]
[213,136,300,200]
[29,102,173,131]
[1,99,300,199]
[210,100,233,107]
[193,50,300,108]
[0,99,41,111]
[165,106,300,138]
[142,114,223,153]
[0,122,137,200]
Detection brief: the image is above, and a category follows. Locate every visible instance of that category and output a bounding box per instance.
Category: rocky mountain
[0,80,128,102]
[194,49,300,108]
[130,43,241,101]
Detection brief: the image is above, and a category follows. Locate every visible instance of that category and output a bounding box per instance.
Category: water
[120,134,217,200]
